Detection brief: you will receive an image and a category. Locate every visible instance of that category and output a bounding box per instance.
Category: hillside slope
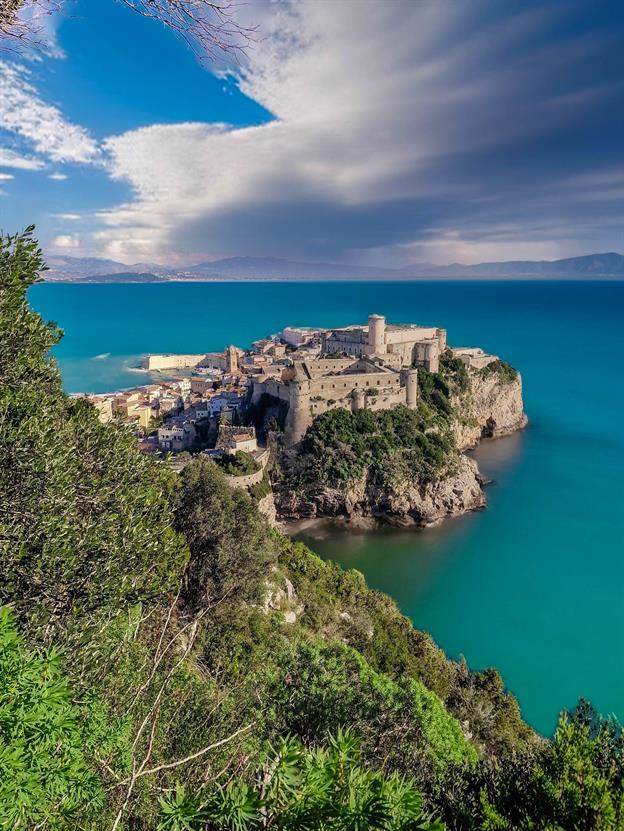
[2,228,623,830]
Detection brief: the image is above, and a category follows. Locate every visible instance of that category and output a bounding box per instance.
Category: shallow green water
[30,279,624,734]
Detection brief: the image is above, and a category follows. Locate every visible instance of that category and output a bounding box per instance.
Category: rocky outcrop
[451,370,527,450]
[275,454,485,527]
[272,363,526,527]
[263,571,304,623]
[257,492,277,526]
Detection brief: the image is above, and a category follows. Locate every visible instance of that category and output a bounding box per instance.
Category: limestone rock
[452,370,527,450]
[257,492,277,526]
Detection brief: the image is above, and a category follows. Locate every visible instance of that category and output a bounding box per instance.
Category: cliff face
[451,370,527,450]
[275,454,485,527]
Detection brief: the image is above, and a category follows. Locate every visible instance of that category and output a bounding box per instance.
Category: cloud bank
[3,0,624,265]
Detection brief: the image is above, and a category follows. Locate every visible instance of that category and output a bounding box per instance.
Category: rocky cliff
[451,368,528,450]
[275,452,484,527]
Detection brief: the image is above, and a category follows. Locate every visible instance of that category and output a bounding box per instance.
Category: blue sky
[1,0,624,266]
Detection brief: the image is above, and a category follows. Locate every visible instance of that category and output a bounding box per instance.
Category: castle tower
[284,380,312,446]
[402,367,418,409]
[351,387,366,413]
[366,314,386,355]
[225,344,239,374]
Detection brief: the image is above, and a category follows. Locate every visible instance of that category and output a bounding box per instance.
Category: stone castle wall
[144,354,206,371]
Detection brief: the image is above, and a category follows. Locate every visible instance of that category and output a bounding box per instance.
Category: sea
[29,279,624,735]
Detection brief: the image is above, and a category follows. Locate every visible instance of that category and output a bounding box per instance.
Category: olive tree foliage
[1,0,255,60]
[0,227,189,645]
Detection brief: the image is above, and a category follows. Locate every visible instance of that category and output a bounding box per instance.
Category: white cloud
[0,60,99,165]
[0,173,15,181]
[0,1,584,265]
[48,172,68,180]
[92,0,624,264]
[0,147,44,170]
[52,212,81,220]
[51,234,81,249]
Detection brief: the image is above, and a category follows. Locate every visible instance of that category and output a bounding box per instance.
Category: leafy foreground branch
[158,730,442,831]
[1,227,624,829]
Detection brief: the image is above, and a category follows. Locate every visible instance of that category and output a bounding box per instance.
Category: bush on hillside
[286,404,457,490]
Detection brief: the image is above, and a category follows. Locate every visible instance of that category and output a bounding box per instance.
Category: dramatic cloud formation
[2,0,624,265]
[91,0,624,264]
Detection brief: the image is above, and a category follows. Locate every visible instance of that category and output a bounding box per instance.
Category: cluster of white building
[86,313,497,454]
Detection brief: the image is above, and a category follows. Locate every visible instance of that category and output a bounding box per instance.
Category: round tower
[366,314,386,355]
[352,387,366,413]
[404,368,418,409]
[285,380,312,446]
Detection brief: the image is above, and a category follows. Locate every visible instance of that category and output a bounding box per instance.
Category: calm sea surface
[29,280,624,735]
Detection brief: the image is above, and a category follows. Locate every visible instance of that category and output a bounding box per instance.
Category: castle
[251,314,447,445]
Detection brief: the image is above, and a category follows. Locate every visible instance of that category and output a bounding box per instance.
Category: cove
[29,279,624,735]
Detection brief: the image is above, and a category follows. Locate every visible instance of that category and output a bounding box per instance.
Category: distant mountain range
[43,252,624,282]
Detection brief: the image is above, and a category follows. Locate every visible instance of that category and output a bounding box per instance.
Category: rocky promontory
[451,363,527,450]
[271,355,526,527]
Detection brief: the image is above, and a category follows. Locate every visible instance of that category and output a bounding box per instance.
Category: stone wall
[144,354,206,371]
[224,467,265,489]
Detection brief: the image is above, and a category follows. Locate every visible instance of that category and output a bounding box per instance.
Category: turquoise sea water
[29,280,624,735]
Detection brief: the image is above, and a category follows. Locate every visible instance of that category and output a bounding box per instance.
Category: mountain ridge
[43,251,624,281]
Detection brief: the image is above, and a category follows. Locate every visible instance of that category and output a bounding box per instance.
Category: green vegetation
[157,729,443,830]
[284,404,458,492]
[245,392,289,433]
[0,608,103,829]
[217,449,261,476]
[478,358,518,383]
[1,227,622,830]
[438,350,470,393]
[248,471,272,501]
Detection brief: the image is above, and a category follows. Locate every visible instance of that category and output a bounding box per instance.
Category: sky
[1,0,624,267]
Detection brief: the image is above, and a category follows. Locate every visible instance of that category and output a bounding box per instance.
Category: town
[84,314,499,470]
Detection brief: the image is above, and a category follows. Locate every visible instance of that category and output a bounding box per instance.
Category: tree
[0,227,189,643]
[1,0,256,60]
[174,458,277,611]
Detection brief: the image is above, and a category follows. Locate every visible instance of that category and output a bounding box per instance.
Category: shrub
[288,404,457,490]
[478,359,518,383]
[0,607,103,829]
[217,450,261,476]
